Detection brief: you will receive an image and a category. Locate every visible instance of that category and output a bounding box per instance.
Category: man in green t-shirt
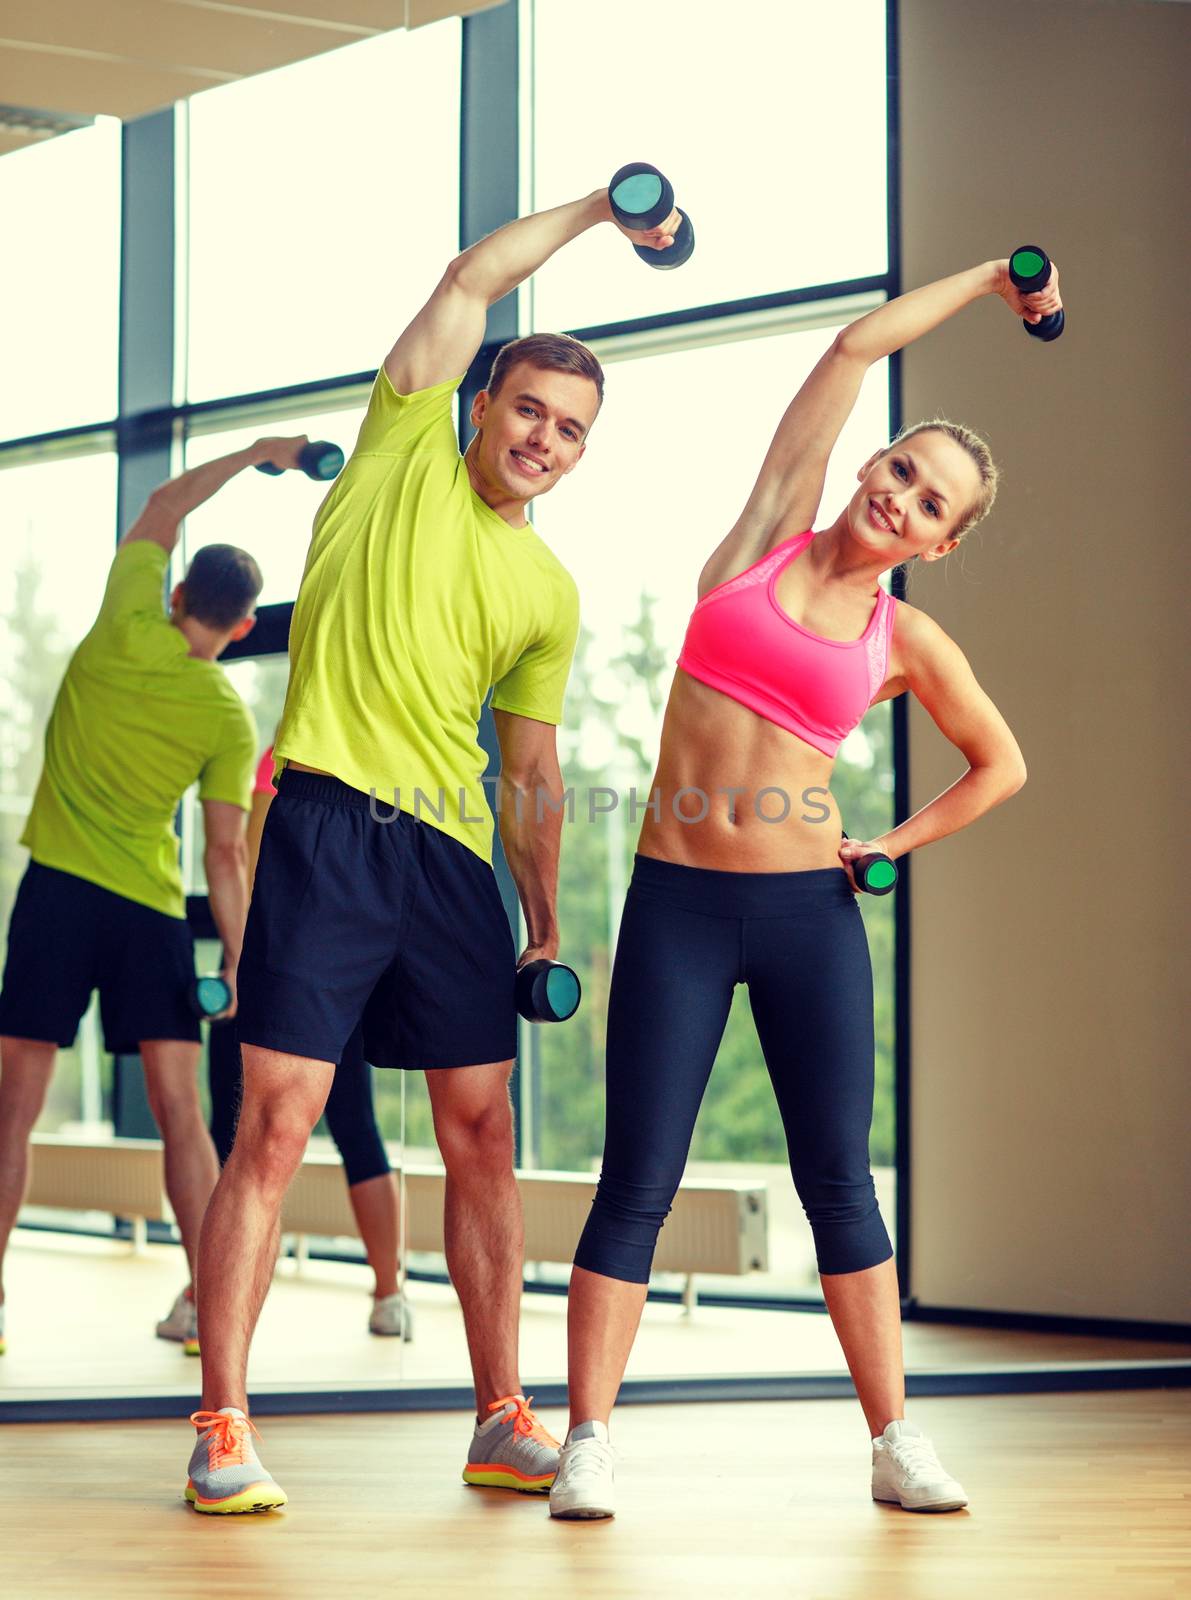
[0,435,312,1359]
[185,185,684,1513]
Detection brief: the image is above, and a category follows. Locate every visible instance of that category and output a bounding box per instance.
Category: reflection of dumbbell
[842,832,898,896]
[516,959,582,1024]
[255,441,345,481]
[609,162,695,270]
[1009,245,1064,342]
[190,974,232,1021]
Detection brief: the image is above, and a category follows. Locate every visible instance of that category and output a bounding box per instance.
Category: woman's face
[851,430,982,561]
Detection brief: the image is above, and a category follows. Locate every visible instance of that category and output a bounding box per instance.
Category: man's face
[470,361,600,502]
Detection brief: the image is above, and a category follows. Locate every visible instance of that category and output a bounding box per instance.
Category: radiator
[283,1158,769,1277]
[25,1139,769,1278]
[26,1134,166,1221]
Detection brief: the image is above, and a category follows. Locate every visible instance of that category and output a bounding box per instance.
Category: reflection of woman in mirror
[205,743,412,1340]
[551,261,1060,1520]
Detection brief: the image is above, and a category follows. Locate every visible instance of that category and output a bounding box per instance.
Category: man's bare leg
[140,1038,219,1286]
[0,1036,56,1305]
[196,1044,333,1412]
[425,1060,522,1417]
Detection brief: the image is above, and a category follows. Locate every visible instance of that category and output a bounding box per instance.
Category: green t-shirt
[20,540,257,919]
[275,371,581,863]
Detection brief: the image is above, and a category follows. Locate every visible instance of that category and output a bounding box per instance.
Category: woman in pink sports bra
[549,258,1062,1521]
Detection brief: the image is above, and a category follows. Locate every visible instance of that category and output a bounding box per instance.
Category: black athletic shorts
[236,770,517,1071]
[0,860,200,1052]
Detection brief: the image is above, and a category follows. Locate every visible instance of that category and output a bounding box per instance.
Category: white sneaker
[156,1287,199,1354]
[549,1420,616,1520]
[872,1420,968,1511]
[368,1290,414,1340]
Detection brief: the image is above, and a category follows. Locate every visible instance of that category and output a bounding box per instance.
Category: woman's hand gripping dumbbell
[839,833,898,896]
[1001,245,1064,341]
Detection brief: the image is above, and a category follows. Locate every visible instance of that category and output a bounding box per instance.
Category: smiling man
[183,181,684,1515]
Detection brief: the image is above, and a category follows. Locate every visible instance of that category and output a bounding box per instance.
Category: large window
[527,0,888,332]
[0,3,899,1311]
[186,25,461,401]
[0,122,121,441]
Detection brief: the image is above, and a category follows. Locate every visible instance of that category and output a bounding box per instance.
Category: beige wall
[899,0,1190,1321]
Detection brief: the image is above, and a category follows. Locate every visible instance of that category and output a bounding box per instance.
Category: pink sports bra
[677,529,898,758]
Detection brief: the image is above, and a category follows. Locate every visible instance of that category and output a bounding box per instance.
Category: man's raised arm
[120,435,313,556]
[384,187,681,396]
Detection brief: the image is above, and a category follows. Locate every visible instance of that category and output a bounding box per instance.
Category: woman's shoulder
[889,600,962,679]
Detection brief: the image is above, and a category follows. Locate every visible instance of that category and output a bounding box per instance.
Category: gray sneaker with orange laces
[185,1408,288,1514]
[462,1394,560,1493]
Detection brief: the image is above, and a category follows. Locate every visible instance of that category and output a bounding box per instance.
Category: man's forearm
[496,774,565,954]
[204,846,250,969]
[451,190,612,308]
[153,444,265,524]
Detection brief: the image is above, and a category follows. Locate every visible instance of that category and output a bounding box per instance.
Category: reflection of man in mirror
[0,436,308,1362]
[184,182,685,1514]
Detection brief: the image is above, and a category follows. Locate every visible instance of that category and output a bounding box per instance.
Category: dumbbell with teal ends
[516,959,582,1024]
[841,832,898,896]
[189,973,232,1021]
[255,440,345,481]
[608,162,695,270]
[1009,245,1064,342]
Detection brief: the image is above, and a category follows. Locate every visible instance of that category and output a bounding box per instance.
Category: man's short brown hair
[182,544,263,630]
[486,333,605,409]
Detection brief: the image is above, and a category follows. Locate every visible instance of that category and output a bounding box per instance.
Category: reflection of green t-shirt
[275,372,580,863]
[20,541,256,919]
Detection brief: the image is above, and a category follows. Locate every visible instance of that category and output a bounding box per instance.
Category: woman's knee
[794,1164,892,1275]
[572,1170,678,1283]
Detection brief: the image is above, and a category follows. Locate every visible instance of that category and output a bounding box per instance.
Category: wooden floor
[3,1391,1189,1599]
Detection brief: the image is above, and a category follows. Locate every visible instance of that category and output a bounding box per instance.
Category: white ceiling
[0,0,504,154]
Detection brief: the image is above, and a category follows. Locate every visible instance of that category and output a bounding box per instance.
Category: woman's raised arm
[698,259,1060,597]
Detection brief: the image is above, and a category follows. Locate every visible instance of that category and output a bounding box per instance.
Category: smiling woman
[548,254,1044,1518]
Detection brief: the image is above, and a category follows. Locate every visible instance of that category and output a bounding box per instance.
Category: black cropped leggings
[208,1019,390,1187]
[573,854,893,1282]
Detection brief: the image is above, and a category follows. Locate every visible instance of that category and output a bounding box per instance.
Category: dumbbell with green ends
[255,440,345,481]
[841,832,898,896]
[516,959,582,1024]
[1008,245,1064,342]
[608,162,695,270]
[189,973,232,1021]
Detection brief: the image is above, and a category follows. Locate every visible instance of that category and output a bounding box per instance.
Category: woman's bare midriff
[636,670,848,873]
